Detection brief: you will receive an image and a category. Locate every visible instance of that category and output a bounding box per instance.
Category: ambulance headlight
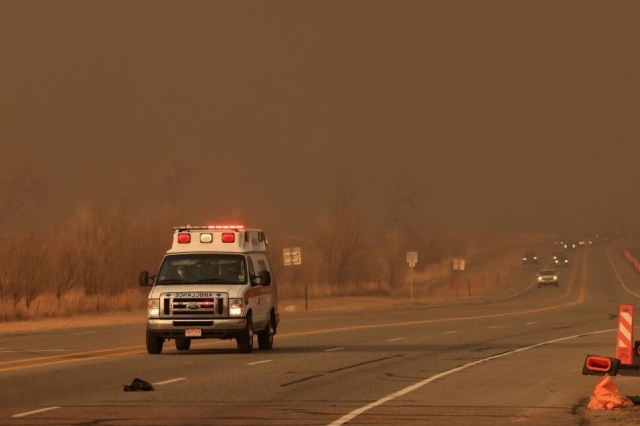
[229,298,248,316]
[148,299,160,318]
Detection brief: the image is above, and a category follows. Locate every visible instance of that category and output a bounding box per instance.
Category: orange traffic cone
[587,374,635,410]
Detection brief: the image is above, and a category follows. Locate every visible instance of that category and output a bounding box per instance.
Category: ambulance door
[247,256,268,328]
[254,254,273,327]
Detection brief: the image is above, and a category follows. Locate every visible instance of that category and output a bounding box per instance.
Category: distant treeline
[0,202,469,318]
[0,157,472,320]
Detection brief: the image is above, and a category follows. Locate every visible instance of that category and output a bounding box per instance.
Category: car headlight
[553,276,558,280]
[229,298,248,316]
[148,299,160,318]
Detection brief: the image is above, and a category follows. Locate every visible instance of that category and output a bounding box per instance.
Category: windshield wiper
[156,279,187,284]
[195,278,229,283]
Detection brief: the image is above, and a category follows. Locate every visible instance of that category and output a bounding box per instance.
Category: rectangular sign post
[407,251,418,303]
[283,247,302,266]
[451,259,466,292]
[283,247,304,309]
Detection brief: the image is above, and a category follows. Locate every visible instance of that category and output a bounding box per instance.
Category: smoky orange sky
[1,1,639,236]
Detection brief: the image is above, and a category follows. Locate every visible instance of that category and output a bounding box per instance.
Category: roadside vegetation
[0,156,549,322]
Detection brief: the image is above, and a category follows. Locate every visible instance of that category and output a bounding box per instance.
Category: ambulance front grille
[160,294,227,318]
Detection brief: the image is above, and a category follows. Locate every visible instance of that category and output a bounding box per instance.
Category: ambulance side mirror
[139,271,154,287]
[252,270,271,287]
[260,270,271,286]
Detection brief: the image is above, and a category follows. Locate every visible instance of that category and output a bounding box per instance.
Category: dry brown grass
[280,233,555,312]
[0,288,147,323]
[0,233,555,332]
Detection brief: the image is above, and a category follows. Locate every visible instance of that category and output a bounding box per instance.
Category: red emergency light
[221,233,235,243]
[177,233,191,244]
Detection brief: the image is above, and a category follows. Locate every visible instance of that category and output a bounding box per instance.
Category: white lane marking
[489,326,501,329]
[247,360,273,366]
[0,350,67,353]
[12,406,61,418]
[606,249,640,298]
[526,322,538,325]
[327,328,615,426]
[325,347,344,352]
[388,338,404,342]
[153,378,186,386]
[69,331,97,335]
[443,331,458,334]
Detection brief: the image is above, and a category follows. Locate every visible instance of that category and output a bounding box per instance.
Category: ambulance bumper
[146,318,247,339]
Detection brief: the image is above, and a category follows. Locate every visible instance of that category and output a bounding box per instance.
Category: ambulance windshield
[156,254,247,285]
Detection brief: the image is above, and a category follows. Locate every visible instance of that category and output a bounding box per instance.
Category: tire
[258,315,275,350]
[237,315,254,354]
[146,333,164,355]
[175,338,191,351]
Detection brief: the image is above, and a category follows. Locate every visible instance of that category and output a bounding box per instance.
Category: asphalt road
[1,243,639,426]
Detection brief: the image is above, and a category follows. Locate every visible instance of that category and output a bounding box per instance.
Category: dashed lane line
[153,378,186,386]
[247,360,274,366]
[12,407,60,418]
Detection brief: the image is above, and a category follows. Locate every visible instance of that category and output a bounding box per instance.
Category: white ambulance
[139,225,279,354]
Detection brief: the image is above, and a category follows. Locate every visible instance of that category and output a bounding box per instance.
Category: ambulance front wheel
[258,315,275,350]
[237,315,254,354]
[146,333,164,354]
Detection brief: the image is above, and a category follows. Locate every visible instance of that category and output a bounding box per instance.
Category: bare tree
[312,163,371,289]
[376,169,427,287]
[377,227,408,290]
[50,243,77,310]
[101,201,156,296]
[68,205,113,296]
[160,159,192,208]
[2,233,48,311]
[0,245,9,301]
[382,169,425,229]
[0,156,47,232]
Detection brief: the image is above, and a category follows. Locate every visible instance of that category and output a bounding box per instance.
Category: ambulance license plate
[185,328,201,337]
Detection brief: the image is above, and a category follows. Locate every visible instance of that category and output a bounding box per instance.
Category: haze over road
[0,243,637,425]
[1,1,639,236]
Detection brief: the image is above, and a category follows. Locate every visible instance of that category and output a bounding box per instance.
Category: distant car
[554,253,570,267]
[594,234,612,244]
[579,237,593,246]
[537,269,559,287]
[523,252,538,265]
[563,241,577,250]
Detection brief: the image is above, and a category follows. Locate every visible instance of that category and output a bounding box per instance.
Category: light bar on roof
[173,225,245,230]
